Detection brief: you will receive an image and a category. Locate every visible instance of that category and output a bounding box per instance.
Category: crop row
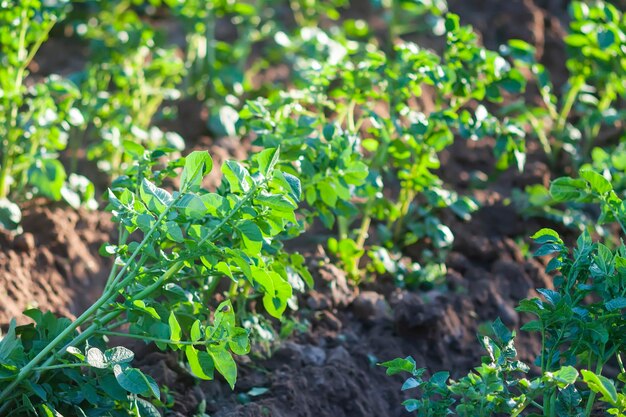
[0,0,625,416]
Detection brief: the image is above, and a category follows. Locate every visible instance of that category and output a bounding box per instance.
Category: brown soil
[0,1,587,416]
[0,206,114,326]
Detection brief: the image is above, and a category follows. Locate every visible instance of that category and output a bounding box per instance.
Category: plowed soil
[0,1,585,416]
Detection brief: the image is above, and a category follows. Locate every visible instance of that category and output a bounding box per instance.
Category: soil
[0,1,595,416]
[0,205,114,326]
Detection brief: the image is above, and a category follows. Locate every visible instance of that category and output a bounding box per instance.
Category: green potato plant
[504,1,625,171]
[383,168,626,417]
[165,0,351,138]
[508,1,625,233]
[72,4,185,177]
[0,0,95,230]
[243,12,524,281]
[0,148,308,414]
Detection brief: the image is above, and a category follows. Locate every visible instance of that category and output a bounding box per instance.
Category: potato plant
[383,168,626,416]
[243,12,524,282]
[0,0,95,230]
[508,1,626,232]
[70,4,185,177]
[0,148,308,414]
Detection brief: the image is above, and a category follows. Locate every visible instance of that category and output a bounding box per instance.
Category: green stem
[96,330,208,346]
[527,113,553,165]
[584,353,605,417]
[31,363,86,372]
[355,207,372,250]
[392,188,416,241]
[618,353,626,374]
[0,14,56,199]
[387,0,400,56]
[530,400,543,412]
[555,77,583,134]
[337,216,349,240]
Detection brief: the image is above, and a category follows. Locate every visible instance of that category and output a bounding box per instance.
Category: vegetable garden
[0,0,625,415]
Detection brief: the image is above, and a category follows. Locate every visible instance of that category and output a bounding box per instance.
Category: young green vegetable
[0,0,94,230]
[383,168,626,417]
[243,12,523,282]
[0,148,307,414]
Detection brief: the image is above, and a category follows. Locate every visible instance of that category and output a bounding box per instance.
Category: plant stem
[337,216,349,240]
[0,191,182,402]
[618,353,626,374]
[555,79,582,133]
[355,203,373,250]
[584,352,605,417]
[31,363,85,372]
[96,330,206,346]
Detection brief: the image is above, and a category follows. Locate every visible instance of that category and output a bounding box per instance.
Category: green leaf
[0,320,19,362]
[113,365,160,399]
[28,158,67,201]
[140,178,174,213]
[273,171,302,201]
[534,243,563,257]
[132,300,161,320]
[401,377,420,391]
[581,370,618,405]
[531,228,561,244]
[228,328,250,355]
[164,221,184,243]
[86,347,108,369]
[176,194,208,219]
[185,345,214,380]
[550,177,587,202]
[169,312,181,343]
[222,161,252,193]
[255,193,297,211]
[190,320,202,342]
[208,346,238,389]
[105,347,134,365]
[253,269,292,318]
[181,151,213,192]
[565,34,589,47]
[200,193,228,216]
[136,398,162,417]
[551,366,579,388]
[491,318,512,343]
[238,220,263,254]
[605,297,626,311]
[379,357,417,376]
[318,182,338,207]
[520,320,542,332]
[580,169,612,195]
[256,147,280,176]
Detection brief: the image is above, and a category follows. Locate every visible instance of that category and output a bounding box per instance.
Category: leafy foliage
[509,1,626,231]
[384,169,626,416]
[0,0,95,230]
[0,149,308,414]
[241,11,523,281]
